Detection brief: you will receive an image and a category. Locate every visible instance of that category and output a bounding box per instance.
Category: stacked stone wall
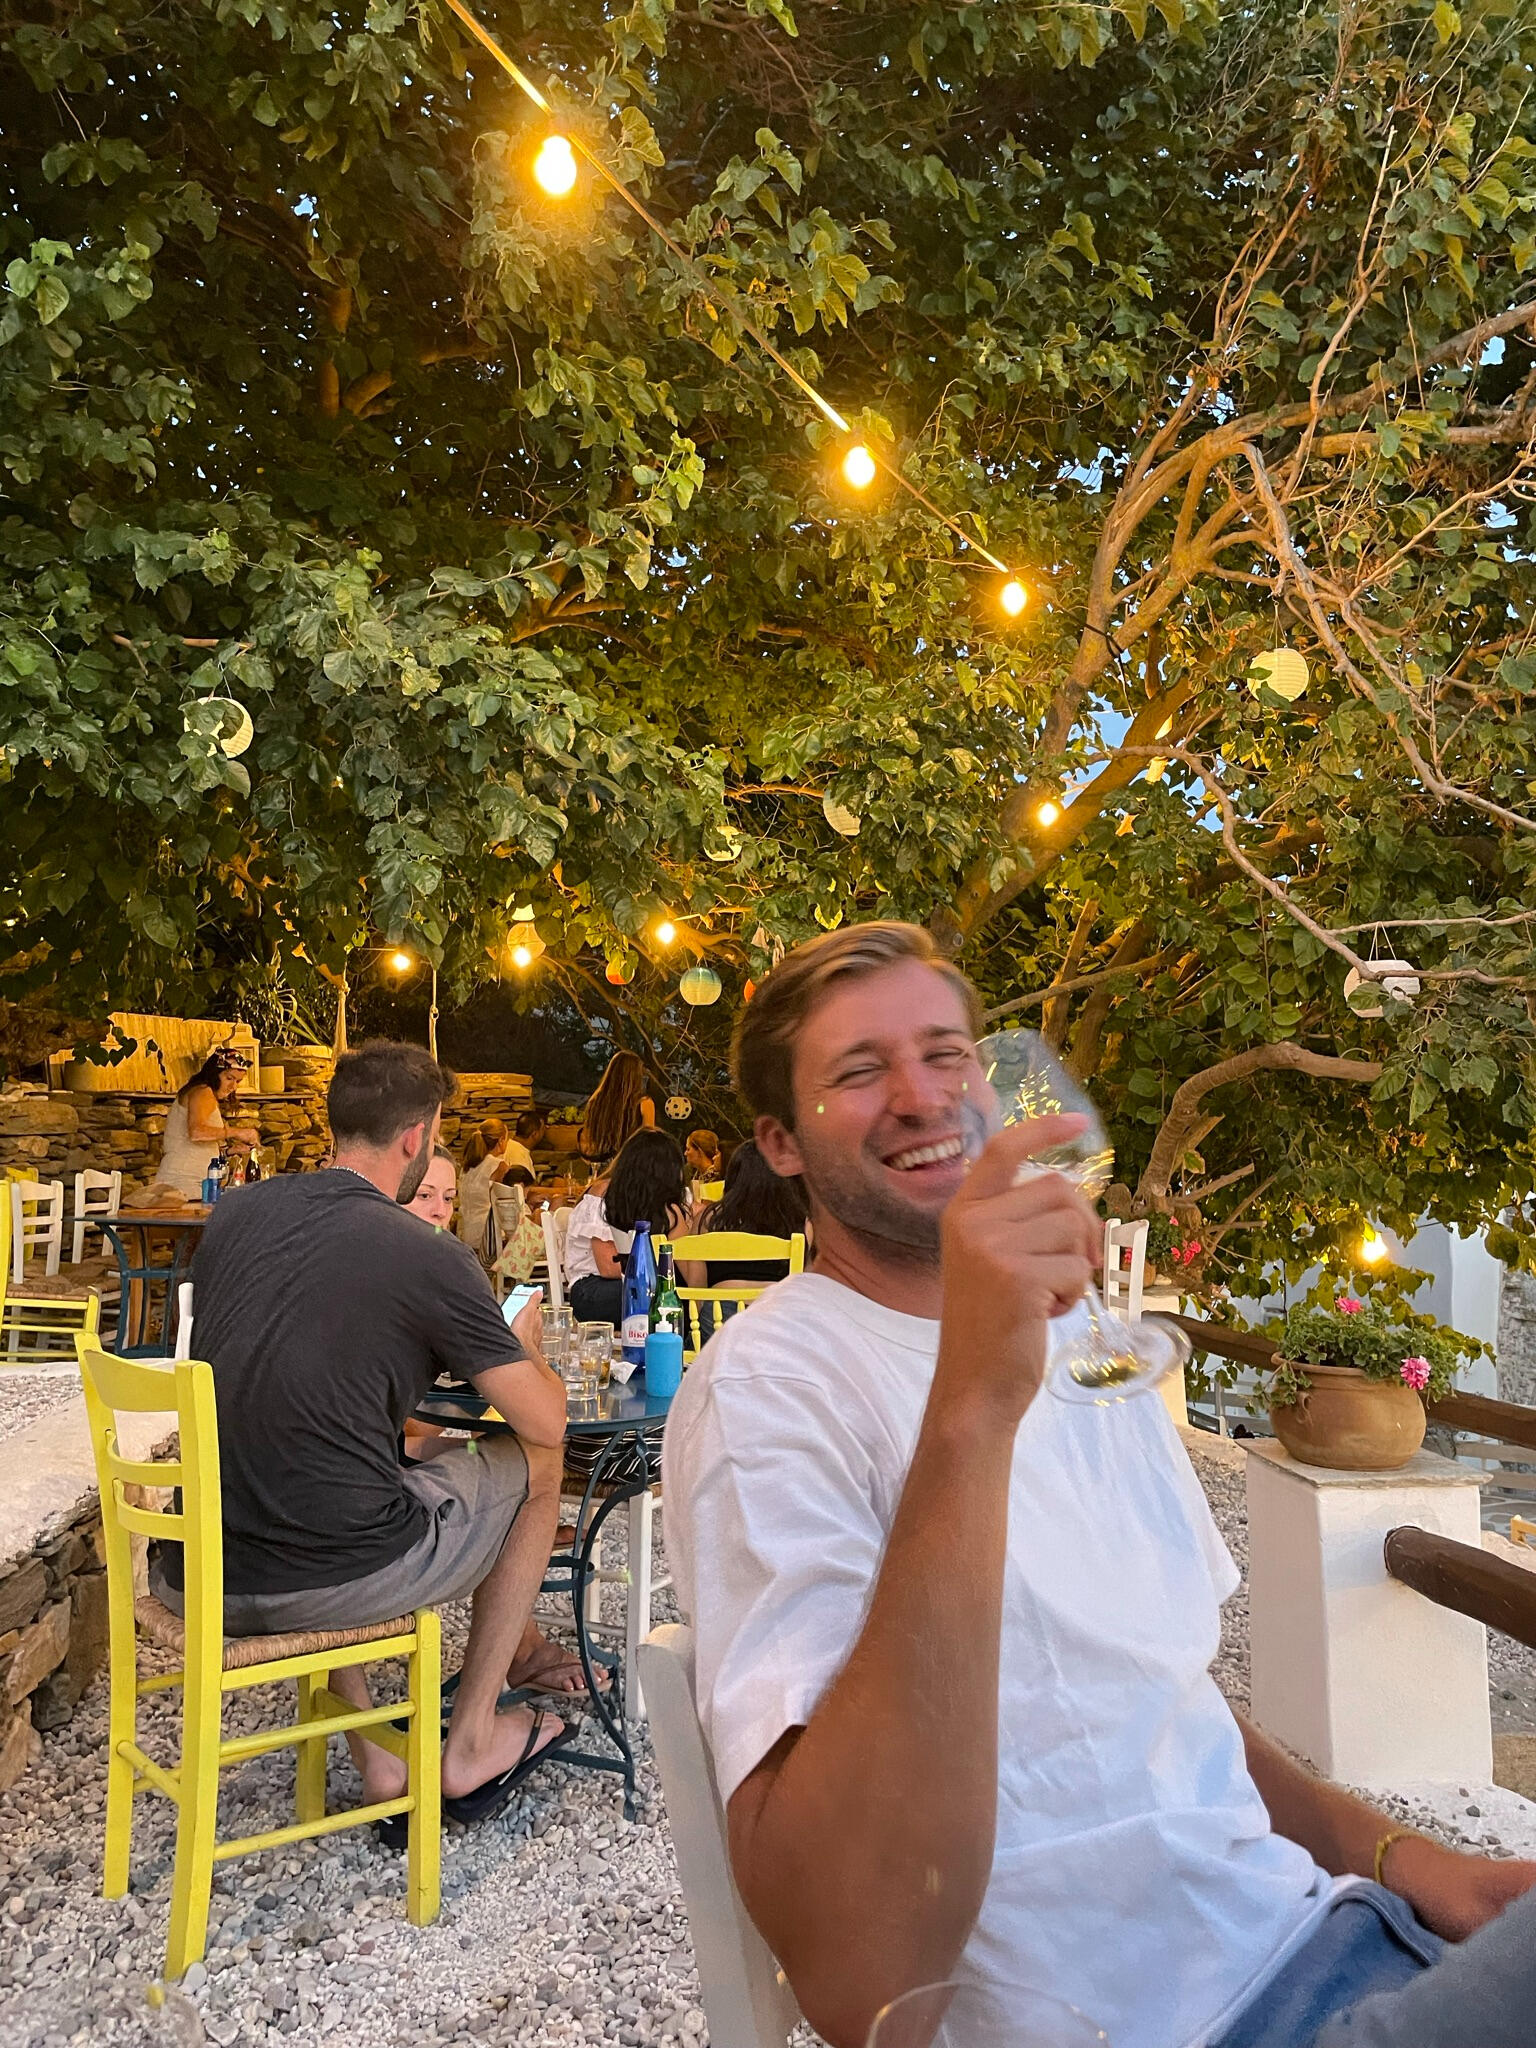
[0,1504,113,1791]
[1499,1268,1536,1409]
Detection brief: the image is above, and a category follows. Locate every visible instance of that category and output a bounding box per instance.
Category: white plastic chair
[10,1178,65,1282]
[71,1168,122,1263]
[638,1624,800,2048]
[1102,1217,1148,1323]
[540,1203,571,1311]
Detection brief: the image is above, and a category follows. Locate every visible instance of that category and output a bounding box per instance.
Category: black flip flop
[441,1712,575,1826]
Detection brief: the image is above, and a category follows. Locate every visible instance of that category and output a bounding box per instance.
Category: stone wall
[0,1061,534,1196]
[0,1502,112,1791]
[1498,1268,1536,1409]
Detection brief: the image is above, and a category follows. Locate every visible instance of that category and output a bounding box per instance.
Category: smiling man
[661,922,1536,2048]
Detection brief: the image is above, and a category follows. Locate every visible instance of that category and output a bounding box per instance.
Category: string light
[1036,800,1061,828]
[841,444,878,490]
[511,943,534,969]
[438,0,1026,597]
[533,134,578,196]
[388,950,415,973]
[1000,578,1028,617]
[1360,1229,1390,1265]
[655,918,678,946]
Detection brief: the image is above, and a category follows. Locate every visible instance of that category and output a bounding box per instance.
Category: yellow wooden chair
[666,1231,805,1358]
[75,1334,441,1980]
[1,1192,101,1364]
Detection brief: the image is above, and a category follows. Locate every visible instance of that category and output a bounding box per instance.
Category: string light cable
[438,0,1021,589]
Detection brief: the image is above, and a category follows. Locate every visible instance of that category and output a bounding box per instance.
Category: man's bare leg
[322,1664,404,1803]
[441,1438,566,1798]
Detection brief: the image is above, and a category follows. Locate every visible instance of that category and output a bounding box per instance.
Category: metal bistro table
[414,1374,673,1817]
[100,1212,207,1358]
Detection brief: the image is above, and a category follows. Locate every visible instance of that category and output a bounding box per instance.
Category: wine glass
[971,1029,1190,1405]
[867,1978,1109,2048]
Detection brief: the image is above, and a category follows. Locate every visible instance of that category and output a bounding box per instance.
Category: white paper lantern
[1343,961,1420,1017]
[1247,649,1308,702]
[822,793,861,837]
[184,695,254,758]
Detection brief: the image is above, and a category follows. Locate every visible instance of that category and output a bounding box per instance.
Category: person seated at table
[664,923,1536,2048]
[684,1127,724,1190]
[157,1040,573,1826]
[501,1109,545,1185]
[565,1129,693,1326]
[577,1050,656,1167]
[456,1119,513,1263]
[398,1145,592,1699]
[677,1139,809,1292]
[158,1048,259,1199]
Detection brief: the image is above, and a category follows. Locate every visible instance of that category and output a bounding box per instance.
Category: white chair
[1102,1217,1148,1323]
[71,1168,122,1263]
[173,1281,194,1362]
[10,1178,65,1282]
[540,1203,571,1311]
[638,1624,800,2048]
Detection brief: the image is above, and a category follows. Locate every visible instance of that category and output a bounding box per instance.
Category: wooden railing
[1383,1526,1536,1653]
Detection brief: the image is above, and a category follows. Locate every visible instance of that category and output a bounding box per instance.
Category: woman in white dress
[158,1049,257,1198]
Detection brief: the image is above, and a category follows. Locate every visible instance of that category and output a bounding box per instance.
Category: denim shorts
[1214,1884,1443,2048]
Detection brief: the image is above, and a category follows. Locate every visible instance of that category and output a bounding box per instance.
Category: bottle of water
[621,1222,656,1367]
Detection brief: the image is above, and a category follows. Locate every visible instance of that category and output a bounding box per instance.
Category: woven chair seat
[134,1593,416,1671]
[11,1269,106,1302]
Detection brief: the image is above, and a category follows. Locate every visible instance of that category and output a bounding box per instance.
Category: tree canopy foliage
[4,0,1536,1286]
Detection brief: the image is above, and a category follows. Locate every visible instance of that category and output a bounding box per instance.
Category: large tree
[4,0,1535,1287]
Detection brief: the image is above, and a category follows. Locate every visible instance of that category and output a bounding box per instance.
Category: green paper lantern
[679,965,723,1007]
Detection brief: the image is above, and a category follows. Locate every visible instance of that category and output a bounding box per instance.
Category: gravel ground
[3,1437,1535,2048]
[0,1368,84,1446]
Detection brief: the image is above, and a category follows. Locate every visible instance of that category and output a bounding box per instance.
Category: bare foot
[441,1704,565,1800]
[507,1628,606,1695]
[357,1738,408,1806]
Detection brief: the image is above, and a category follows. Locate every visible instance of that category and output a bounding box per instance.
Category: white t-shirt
[562,1190,633,1285]
[663,1273,1333,2048]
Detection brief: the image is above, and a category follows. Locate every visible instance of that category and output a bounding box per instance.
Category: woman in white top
[158,1049,257,1198]
[456,1119,514,1263]
[565,1130,693,1325]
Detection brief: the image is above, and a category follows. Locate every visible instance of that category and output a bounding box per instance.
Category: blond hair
[732,922,984,1130]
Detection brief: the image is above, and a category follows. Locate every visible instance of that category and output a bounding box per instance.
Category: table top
[416,1377,673,1438]
[107,1211,210,1231]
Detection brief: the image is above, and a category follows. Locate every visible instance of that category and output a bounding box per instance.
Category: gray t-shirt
[171,1170,520,1594]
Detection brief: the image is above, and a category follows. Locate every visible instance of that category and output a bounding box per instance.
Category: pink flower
[1335,1296,1364,1315]
[1174,1239,1203,1266]
[1400,1356,1431,1391]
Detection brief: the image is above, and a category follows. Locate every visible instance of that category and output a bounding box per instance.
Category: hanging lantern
[1247,649,1308,702]
[507,919,545,965]
[822,793,861,837]
[1343,961,1421,1017]
[703,823,744,864]
[664,1095,692,1121]
[605,955,636,986]
[679,965,723,1007]
[184,695,254,758]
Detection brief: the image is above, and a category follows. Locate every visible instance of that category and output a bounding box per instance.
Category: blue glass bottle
[621,1221,657,1367]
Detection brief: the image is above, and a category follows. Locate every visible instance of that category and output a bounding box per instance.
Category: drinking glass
[541,1305,574,1371]
[577,1322,613,1392]
[970,1029,1190,1405]
[867,1979,1108,2048]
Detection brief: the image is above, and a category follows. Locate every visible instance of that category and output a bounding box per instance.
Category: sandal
[441,1711,575,1825]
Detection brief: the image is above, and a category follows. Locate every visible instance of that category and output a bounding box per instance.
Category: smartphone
[501,1283,542,1328]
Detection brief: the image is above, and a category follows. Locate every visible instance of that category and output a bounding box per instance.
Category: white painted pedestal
[1246,1442,1491,1788]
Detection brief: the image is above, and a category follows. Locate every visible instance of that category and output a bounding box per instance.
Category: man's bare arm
[1240,1717,1536,1940]
[723,1123,1099,2048]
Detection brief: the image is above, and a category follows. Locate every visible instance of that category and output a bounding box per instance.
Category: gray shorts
[155,1436,530,1636]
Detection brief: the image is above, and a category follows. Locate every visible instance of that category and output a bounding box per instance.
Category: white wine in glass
[972,1029,1191,1405]
[867,1978,1109,2048]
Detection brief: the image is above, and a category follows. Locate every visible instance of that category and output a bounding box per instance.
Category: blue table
[100,1214,206,1358]
[414,1375,674,1817]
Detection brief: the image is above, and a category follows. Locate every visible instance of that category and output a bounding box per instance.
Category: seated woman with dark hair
[678,1139,809,1291]
[564,1129,693,1326]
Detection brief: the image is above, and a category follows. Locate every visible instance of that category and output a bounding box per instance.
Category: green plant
[1260,1297,1483,1410]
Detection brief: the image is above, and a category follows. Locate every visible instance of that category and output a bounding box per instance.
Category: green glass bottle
[651,1243,684,1338]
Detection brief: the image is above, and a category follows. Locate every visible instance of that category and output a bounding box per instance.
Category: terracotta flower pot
[1269,1361,1426,1472]
[545,1126,580,1154]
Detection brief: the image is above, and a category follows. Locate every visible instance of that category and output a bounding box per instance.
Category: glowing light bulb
[511,944,534,970]
[841,443,878,490]
[388,950,414,973]
[1000,577,1028,617]
[1360,1229,1390,1265]
[1036,800,1061,828]
[533,134,578,197]
[655,919,677,946]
